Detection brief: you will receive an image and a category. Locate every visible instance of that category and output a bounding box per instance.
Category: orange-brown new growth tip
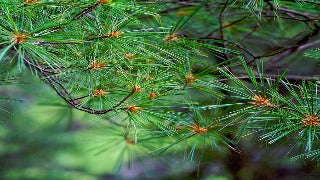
[131,85,142,93]
[176,11,192,16]
[176,125,185,130]
[105,31,120,38]
[301,115,319,127]
[124,53,135,60]
[163,33,178,43]
[11,32,29,44]
[148,91,157,99]
[125,137,135,144]
[185,72,196,84]
[127,104,142,113]
[93,89,106,97]
[249,94,274,107]
[24,0,38,5]
[143,75,152,81]
[88,60,106,70]
[191,124,208,134]
[98,0,112,4]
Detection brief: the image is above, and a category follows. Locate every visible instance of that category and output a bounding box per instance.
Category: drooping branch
[22,56,136,115]
[265,25,320,68]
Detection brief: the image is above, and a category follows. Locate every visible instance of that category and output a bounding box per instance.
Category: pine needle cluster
[0,0,320,171]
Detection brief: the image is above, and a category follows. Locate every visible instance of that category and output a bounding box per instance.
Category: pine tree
[0,0,320,178]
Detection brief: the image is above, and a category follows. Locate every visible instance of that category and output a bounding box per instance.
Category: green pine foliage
[0,0,320,176]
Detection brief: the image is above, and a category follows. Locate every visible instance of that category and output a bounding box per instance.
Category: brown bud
[163,33,178,43]
[249,94,274,107]
[131,85,142,93]
[127,104,142,113]
[98,0,112,4]
[24,0,38,5]
[148,91,157,99]
[88,60,107,70]
[191,124,208,134]
[93,89,106,97]
[11,32,29,44]
[185,72,196,84]
[124,53,135,60]
[105,31,120,38]
[301,115,319,127]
